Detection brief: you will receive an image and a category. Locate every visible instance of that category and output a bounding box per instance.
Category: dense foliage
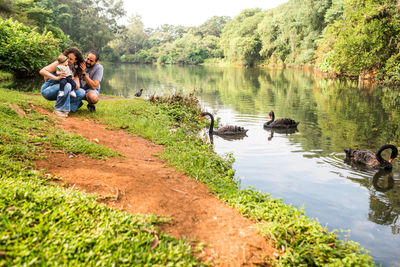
[0,18,59,75]
[0,0,125,52]
[2,0,400,80]
[108,15,228,65]
[220,9,264,66]
[316,0,400,80]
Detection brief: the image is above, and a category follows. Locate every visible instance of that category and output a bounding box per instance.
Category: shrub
[0,18,60,76]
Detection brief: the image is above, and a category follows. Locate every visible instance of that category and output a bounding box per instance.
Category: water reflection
[372,170,394,193]
[208,132,248,144]
[263,127,298,141]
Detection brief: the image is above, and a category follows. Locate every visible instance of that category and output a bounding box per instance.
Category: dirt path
[35,110,277,266]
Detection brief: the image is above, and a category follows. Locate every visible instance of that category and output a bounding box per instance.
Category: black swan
[264,110,299,128]
[200,112,248,136]
[344,144,398,171]
[135,88,143,97]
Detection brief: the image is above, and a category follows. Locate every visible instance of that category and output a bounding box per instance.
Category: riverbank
[0,88,374,265]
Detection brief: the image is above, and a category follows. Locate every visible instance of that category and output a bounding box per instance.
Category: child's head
[57,54,69,66]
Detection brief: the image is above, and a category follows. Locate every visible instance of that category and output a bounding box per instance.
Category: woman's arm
[39,61,65,81]
[73,75,80,89]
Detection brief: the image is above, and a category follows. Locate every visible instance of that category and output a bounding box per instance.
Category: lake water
[5,63,400,266]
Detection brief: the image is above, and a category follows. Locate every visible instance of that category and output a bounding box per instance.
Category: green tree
[0,18,59,75]
[109,15,148,56]
[257,0,332,65]
[196,16,231,37]
[0,0,15,18]
[316,0,400,78]
[220,9,265,66]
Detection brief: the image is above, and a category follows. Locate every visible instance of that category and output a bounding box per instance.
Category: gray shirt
[81,63,103,91]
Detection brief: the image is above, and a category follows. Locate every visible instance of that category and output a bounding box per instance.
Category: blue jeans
[41,80,86,112]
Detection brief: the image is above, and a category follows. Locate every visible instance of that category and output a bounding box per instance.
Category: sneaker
[58,91,64,97]
[87,103,96,113]
[54,110,68,117]
[70,91,77,98]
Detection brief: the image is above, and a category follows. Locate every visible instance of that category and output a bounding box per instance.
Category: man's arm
[82,74,100,89]
[80,62,101,89]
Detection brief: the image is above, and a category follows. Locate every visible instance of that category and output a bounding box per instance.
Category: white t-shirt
[57,65,72,77]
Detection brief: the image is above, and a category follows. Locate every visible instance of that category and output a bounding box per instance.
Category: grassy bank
[0,71,13,81]
[0,89,200,266]
[2,88,374,266]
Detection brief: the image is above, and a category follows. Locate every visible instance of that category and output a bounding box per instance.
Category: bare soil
[35,108,277,266]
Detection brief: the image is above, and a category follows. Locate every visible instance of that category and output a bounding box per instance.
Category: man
[80,50,103,112]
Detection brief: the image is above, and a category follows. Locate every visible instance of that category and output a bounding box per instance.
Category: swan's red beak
[389,158,394,163]
[200,114,203,118]
[269,115,272,119]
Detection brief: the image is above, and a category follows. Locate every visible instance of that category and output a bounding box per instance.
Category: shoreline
[0,88,375,266]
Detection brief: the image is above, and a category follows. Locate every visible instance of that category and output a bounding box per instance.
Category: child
[56,54,77,97]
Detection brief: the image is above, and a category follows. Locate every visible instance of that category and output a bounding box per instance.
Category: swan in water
[344,144,398,171]
[200,112,248,136]
[264,110,299,128]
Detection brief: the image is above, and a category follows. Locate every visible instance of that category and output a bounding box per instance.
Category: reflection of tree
[368,195,397,226]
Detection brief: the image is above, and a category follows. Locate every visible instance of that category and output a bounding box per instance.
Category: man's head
[57,54,69,66]
[86,50,99,68]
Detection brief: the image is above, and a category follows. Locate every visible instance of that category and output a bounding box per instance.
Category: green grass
[0,70,13,81]
[73,94,374,266]
[0,88,200,266]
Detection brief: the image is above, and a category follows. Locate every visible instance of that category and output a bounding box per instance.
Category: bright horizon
[122,0,289,28]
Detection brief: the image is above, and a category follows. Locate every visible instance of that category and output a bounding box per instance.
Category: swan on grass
[264,110,299,129]
[200,112,248,136]
[344,144,398,171]
[135,88,143,97]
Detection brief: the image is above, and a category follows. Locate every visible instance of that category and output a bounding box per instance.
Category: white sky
[122,0,289,28]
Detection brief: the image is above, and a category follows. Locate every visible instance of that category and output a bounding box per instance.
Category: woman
[39,47,86,117]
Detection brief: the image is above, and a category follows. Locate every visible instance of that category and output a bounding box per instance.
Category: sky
[122,0,289,28]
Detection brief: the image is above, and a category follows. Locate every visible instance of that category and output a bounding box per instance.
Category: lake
[6,63,400,266]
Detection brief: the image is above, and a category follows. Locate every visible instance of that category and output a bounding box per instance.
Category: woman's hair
[63,47,84,77]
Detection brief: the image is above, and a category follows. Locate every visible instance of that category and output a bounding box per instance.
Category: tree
[220,9,264,66]
[257,0,332,65]
[197,16,231,37]
[316,0,400,78]
[0,18,59,75]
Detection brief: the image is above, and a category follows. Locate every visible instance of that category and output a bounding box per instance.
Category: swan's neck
[376,145,398,164]
[376,149,387,164]
[209,115,214,134]
[266,113,274,125]
[204,112,214,134]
